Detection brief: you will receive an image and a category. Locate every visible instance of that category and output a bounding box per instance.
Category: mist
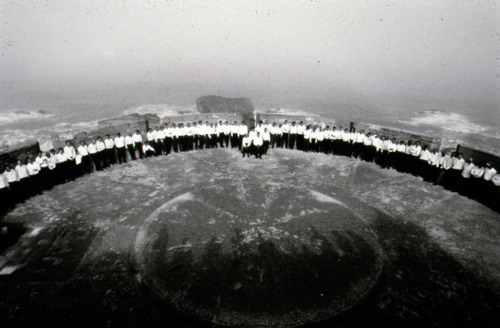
[1,0,498,114]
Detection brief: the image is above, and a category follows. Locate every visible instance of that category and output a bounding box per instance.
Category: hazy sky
[0,0,498,108]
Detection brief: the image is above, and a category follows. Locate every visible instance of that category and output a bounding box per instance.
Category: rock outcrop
[196,96,254,115]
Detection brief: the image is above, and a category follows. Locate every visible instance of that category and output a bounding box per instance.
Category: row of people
[1,120,499,213]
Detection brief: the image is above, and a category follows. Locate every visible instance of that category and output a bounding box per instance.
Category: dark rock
[196,96,254,115]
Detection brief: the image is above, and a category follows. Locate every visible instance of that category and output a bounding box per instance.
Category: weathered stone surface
[132,185,384,327]
[196,95,254,115]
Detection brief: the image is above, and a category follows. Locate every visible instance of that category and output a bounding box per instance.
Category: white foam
[403,111,487,134]
[0,110,54,125]
[308,189,347,207]
[123,104,198,118]
[256,107,318,117]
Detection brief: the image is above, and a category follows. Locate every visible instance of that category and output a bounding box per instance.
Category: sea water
[0,83,498,154]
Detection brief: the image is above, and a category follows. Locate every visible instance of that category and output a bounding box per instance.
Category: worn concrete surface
[1,149,499,327]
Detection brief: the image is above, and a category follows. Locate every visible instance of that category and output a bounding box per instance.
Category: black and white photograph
[0,1,499,327]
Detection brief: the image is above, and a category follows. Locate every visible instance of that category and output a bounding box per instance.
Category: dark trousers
[135,142,145,159]
[116,147,127,164]
[289,134,297,149]
[127,144,137,160]
[283,133,289,148]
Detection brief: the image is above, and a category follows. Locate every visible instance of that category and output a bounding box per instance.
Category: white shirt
[387,142,397,153]
[282,124,290,133]
[15,164,30,179]
[114,136,125,148]
[87,143,97,154]
[461,162,475,178]
[4,169,19,183]
[471,166,484,178]
[253,136,263,146]
[104,138,115,149]
[396,144,406,153]
[419,149,431,161]
[484,168,497,181]
[147,131,156,141]
[262,132,271,142]
[143,144,155,153]
[63,146,76,160]
[27,162,41,175]
[0,174,9,189]
[492,174,500,186]
[96,141,106,152]
[362,136,372,146]
[452,158,465,170]
[56,153,67,163]
[242,137,251,148]
[289,125,298,134]
[239,125,248,136]
[132,133,143,143]
[78,145,89,156]
[410,145,422,157]
[125,136,134,146]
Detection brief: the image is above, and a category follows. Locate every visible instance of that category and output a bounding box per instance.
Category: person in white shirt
[252,132,264,158]
[104,134,116,165]
[361,132,373,162]
[437,152,454,187]
[14,159,31,199]
[25,157,41,195]
[491,172,500,212]
[372,135,384,167]
[238,122,248,151]
[351,128,364,159]
[133,130,145,159]
[458,157,475,196]
[289,121,298,150]
[209,123,218,149]
[0,167,10,210]
[296,121,305,151]
[340,128,351,157]
[164,124,174,154]
[77,140,92,175]
[95,136,107,169]
[146,128,157,155]
[408,141,422,176]
[63,141,77,180]
[87,138,100,171]
[282,120,290,149]
[262,128,271,155]
[241,134,252,158]
[143,141,156,158]
[114,133,127,164]
[55,148,70,185]
[125,132,136,160]
[417,145,431,180]
[447,152,465,192]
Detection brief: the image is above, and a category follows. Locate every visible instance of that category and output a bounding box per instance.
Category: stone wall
[352,122,442,151]
[0,140,40,167]
[457,145,500,167]
[161,113,244,125]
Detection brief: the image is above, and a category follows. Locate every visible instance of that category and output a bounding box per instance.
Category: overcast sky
[0,0,498,108]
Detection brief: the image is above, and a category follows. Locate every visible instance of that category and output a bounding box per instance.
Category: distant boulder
[196,96,254,115]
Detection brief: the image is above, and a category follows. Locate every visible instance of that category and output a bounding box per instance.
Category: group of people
[1,119,499,213]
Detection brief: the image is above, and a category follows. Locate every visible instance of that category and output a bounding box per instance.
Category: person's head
[199,120,203,124]
[193,122,197,126]
[38,151,43,157]
[117,133,121,137]
[408,140,413,146]
[58,148,64,154]
[400,140,405,145]
[392,138,396,142]
[422,145,427,150]
[416,141,421,146]
[345,128,349,133]
[80,140,85,145]
[144,141,149,145]
[28,158,33,164]
[382,136,386,140]
[457,153,463,159]
[468,157,474,163]
[224,121,228,125]
[351,127,356,132]
[148,128,152,132]
[66,141,71,146]
[136,130,141,134]
[105,134,110,138]
[333,126,336,130]
[5,165,11,171]
[98,136,103,141]
[17,159,22,166]
[127,132,132,136]
[292,121,296,125]
[367,132,371,137]
[486,162,492,168]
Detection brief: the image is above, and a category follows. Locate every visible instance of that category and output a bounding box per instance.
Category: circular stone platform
[131,183,384,327]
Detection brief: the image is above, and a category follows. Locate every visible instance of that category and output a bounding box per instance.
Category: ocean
[1,83,499,154]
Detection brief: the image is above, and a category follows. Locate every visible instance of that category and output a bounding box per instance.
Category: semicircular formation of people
[1,119,499,213]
